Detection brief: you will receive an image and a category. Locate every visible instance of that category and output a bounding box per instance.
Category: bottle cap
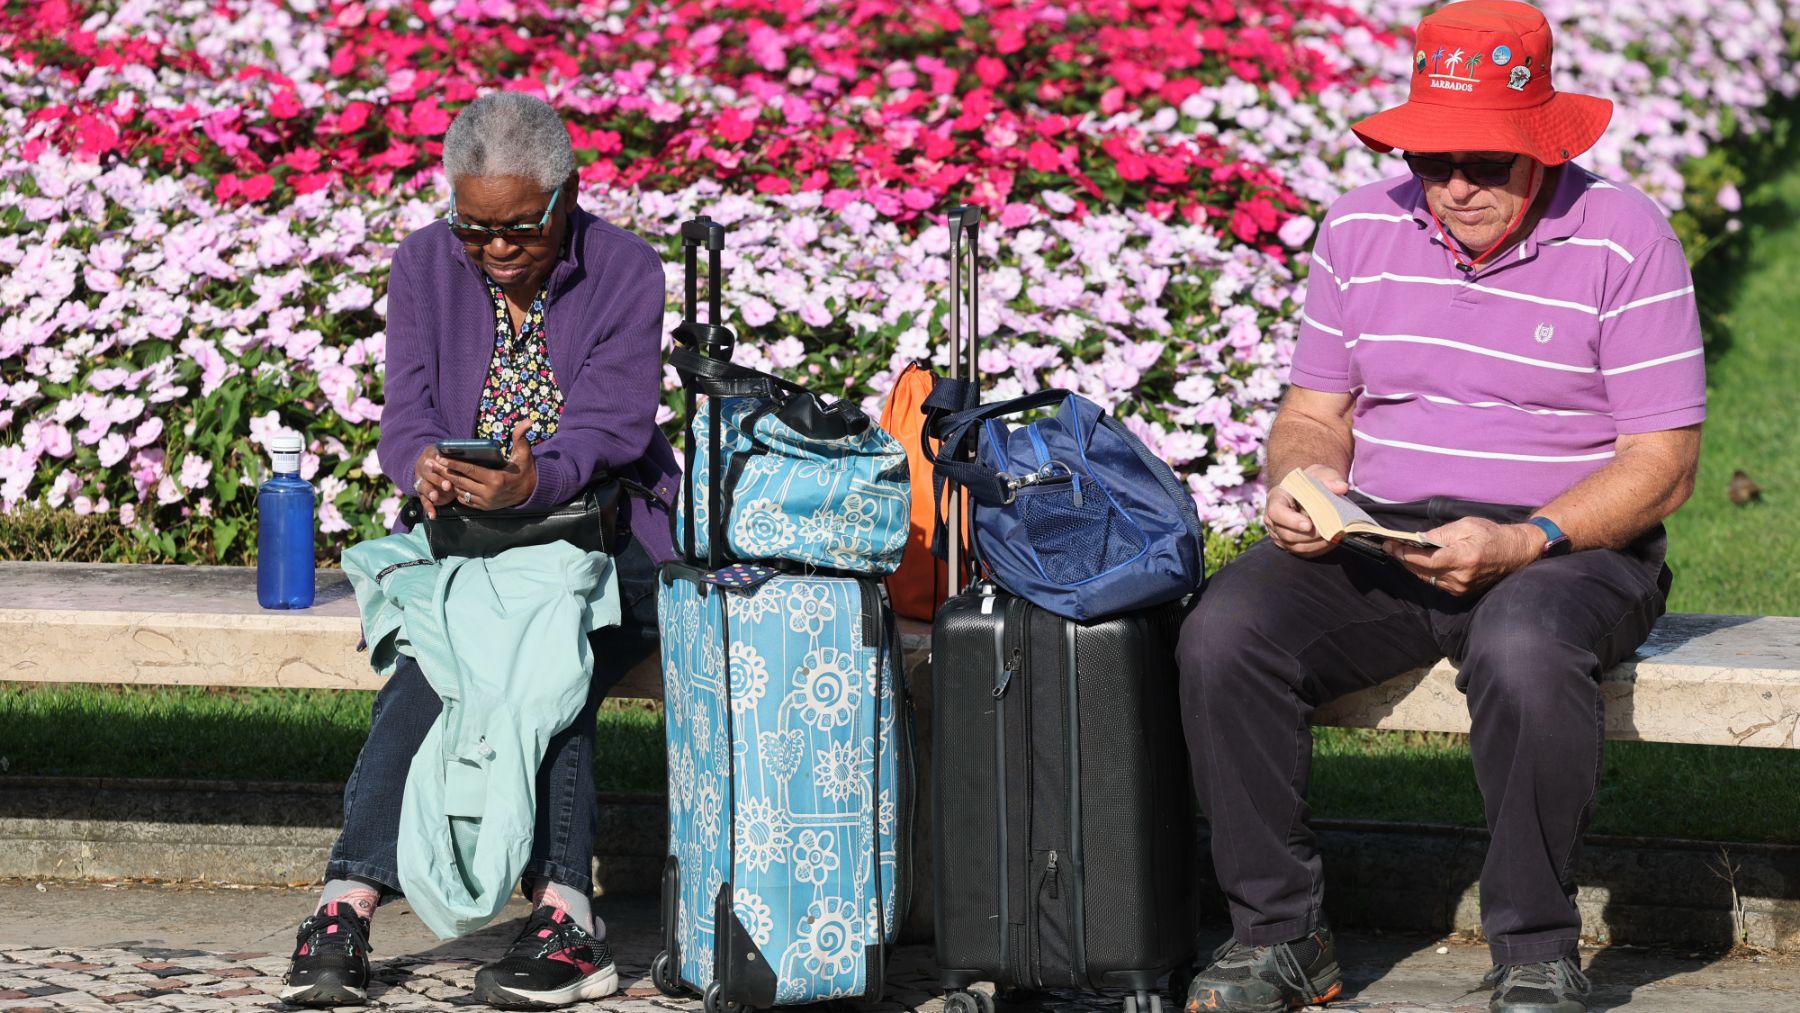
[268,432,303,474]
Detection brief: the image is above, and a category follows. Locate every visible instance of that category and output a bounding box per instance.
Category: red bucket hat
[1352,0,1612,166]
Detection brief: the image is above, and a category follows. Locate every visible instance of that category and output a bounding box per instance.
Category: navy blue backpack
[926,387,1206,621]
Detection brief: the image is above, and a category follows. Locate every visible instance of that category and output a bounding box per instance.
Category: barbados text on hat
[1351,0,1613,165]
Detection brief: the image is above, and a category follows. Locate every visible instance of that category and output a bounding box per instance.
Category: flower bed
[1,0,1794,561]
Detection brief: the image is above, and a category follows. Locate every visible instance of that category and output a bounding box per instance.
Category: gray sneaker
[1183,927,1342,1013]
[1484,956,1591,1013]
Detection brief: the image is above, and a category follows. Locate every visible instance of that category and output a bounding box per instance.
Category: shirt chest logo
[1534,322,1555,344]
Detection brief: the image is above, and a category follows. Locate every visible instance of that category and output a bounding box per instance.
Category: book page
[1276,470,1441,548]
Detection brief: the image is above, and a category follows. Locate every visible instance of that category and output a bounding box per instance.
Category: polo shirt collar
[1401,162,1590,264]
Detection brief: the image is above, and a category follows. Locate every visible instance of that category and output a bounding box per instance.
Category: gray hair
[442,92,575,192]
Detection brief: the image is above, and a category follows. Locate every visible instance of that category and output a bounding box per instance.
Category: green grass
[0,685,666,794]
[1660,160,1800,616]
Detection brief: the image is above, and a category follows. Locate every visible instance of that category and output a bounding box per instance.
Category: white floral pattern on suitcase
[660,572,903,1005]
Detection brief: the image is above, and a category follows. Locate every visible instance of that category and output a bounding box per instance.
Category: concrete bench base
[5,562,1798,748]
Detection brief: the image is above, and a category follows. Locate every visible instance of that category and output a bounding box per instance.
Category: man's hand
[1386,518,1545,595]
[439,420,539,511]
[1264,464,1351,559]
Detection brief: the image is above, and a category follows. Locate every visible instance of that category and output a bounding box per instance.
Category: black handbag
[398,479,622,559]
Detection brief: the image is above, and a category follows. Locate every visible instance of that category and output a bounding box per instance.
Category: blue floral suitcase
[649,563,908,1013]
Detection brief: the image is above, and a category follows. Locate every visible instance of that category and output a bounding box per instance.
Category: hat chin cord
[1429,160,1542,275]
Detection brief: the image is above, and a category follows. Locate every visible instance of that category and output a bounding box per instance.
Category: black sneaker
[471,905,619,1009]
[1184,926,1342,1013]
[1484,957,1591,1013]
[280,901,372,1007]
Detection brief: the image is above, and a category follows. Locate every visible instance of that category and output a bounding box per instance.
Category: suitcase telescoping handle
[943,205,981,597]
[676,215,732,569]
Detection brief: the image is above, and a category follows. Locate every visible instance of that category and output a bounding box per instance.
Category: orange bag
[878,361,967,621]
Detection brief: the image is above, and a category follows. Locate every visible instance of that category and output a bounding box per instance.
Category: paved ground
[3,881,1798,1012]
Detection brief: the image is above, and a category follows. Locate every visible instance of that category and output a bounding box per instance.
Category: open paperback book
[1277,469,1441,550]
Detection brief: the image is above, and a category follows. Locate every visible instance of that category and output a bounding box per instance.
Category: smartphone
[435,438,508,469]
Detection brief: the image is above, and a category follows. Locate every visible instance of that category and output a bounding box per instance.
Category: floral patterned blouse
[474,274,564,446]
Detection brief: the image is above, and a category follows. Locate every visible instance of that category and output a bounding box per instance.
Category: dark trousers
[1177,497,1670,964]
[325,532,661,902]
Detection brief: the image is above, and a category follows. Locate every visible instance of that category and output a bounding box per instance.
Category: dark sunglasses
[446,188,561,247]
[1403,153,1520,188]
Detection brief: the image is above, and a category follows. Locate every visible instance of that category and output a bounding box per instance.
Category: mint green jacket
[341,529,620,939]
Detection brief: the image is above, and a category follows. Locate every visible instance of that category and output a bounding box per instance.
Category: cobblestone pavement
[4,882,1798,1012]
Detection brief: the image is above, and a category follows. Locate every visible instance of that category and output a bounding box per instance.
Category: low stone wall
[5,776,1798,952]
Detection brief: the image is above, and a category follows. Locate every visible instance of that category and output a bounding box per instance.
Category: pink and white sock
[531,881,602,939]
[317,879,380,921]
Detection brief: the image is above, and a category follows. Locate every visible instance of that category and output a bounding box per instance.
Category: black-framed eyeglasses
[445,187,561,246]
[1404,153,1520,188]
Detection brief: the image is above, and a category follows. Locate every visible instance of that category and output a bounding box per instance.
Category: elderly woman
[281,92,678,1010]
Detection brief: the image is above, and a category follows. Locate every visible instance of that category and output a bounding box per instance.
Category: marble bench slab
[3,562,1797,748]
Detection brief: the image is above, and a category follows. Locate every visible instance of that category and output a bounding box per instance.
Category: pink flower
[36,422,73,459]
[130,417,163,448]
[178,454,212,492]
[1278,215,1317,247]
[98,433,129,467]
[798,301,834,328]
[739,296,778,328]
[1717,183,1742,212]
[119,502,136,526]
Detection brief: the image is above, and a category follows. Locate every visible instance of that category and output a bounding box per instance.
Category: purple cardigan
[379,205,680,564]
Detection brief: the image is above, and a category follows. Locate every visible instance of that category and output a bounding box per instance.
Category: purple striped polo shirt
[1289,164,1706,507]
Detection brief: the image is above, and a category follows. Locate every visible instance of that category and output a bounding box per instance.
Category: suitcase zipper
[1016,600,1038,989]
[994,644,1019,698]
[1045,849,1060,898]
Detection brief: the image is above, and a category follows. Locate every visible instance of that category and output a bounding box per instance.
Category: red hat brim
[1352,91,1613,166]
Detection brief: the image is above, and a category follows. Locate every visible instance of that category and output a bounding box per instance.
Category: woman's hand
[437,420,539,511]
[412,447,452,520]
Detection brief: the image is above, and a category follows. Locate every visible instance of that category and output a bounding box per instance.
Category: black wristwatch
[1527,516,1572,558]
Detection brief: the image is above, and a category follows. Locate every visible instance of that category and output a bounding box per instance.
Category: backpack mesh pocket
[1017,483,1145,585]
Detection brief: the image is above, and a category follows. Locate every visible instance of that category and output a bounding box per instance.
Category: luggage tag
[699,563,780,592]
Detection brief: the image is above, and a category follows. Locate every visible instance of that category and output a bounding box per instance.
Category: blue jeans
[325,532,660,901]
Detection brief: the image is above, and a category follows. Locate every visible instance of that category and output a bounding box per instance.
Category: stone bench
[3,561,1798,748]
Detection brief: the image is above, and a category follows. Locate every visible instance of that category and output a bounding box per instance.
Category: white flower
[735,796,791,874]
[786,584,837,637]
[729,641,769,715]
[733,497,796,556]
[694,772,723,849]
[668,750,696,812]
[759,729,806,782]
[792,828,839,886]
[726,582,784,626]
[814,739,863,804]
[878,789,896,839]
[733,888,774,947]
[794,647,861,730]
[792,897,864,979]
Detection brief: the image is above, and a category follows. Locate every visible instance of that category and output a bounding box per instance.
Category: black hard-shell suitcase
[928,208,1197,1013]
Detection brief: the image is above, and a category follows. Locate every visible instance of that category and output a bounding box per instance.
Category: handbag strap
[928,388,1076,505]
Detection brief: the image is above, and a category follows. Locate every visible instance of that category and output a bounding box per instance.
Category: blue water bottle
[257,432,316,609]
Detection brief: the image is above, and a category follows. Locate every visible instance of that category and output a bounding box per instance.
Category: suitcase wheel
[944,990,993,1013]
[650,951,683,998]
[1167,962,1196,1006]
[702,978,750,1013]
[1123,991,1163,1013]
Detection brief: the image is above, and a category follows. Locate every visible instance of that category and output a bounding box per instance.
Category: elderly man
[1178,3,1703,1012]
